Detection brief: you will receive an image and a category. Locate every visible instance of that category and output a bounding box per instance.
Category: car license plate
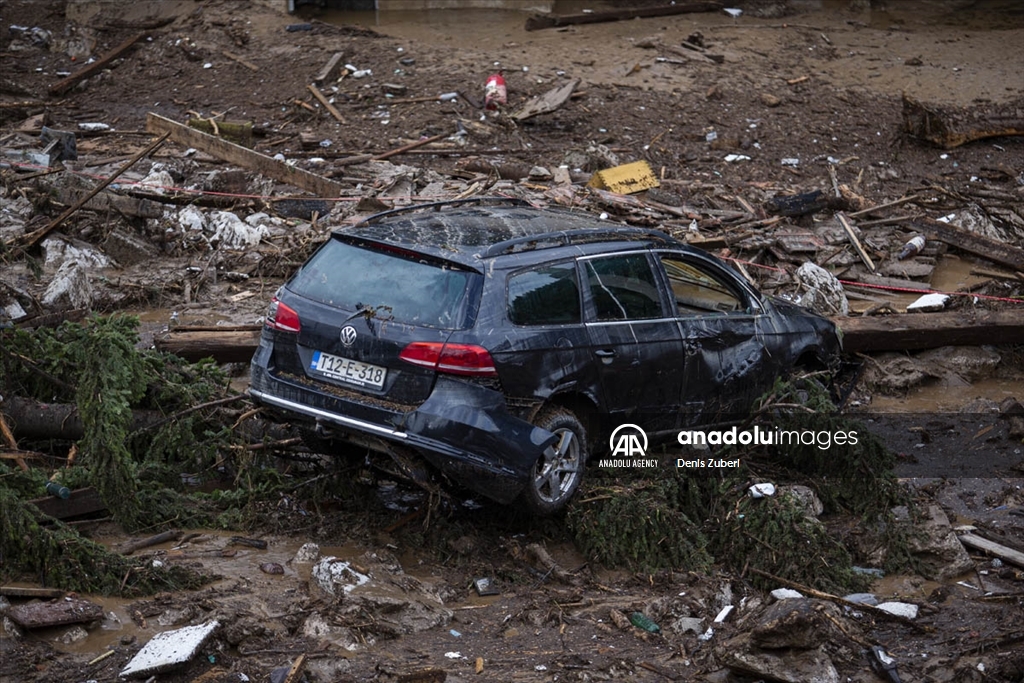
[310,351,386,389]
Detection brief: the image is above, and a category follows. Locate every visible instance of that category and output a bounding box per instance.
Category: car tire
[520,407,588,516]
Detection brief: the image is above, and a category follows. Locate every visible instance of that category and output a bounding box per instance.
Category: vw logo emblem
[340,325,357,347]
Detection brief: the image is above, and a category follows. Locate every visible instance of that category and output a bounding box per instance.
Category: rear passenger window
[583,254,663,321]
[508,263,582,326]
[660,255,745,314]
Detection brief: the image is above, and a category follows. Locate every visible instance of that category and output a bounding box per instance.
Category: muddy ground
[2,0,1024,681]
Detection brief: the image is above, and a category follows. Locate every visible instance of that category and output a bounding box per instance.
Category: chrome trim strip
[250,388,408,440]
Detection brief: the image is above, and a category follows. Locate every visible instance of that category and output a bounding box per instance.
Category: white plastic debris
[749,483,776,498]
[207,211,267,248]
[177,205,206,233]
[771,588,804,600]
[444,652,463,659]
[724,154,751,162]
[119,620,219,678]
[78,122,110,132]
[906,293,948,313]
[781,158,800,166]
[876,602,918,619]
[713,605,734,623]
[138,168,175,194]
[293,542,320,564]
[724,8,743,18]
[698,627,715,641]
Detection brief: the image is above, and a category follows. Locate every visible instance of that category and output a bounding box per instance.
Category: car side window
[658,254,746,315]
[583,253,663,321]
[508,262,582,325]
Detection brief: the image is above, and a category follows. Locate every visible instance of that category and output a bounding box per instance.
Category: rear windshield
[288,237,479,330]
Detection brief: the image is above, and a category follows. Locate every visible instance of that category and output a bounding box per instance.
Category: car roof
[338,198,680,265]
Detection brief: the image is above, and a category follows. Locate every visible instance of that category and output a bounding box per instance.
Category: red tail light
[399,342,497,377]
[265,298,301,333]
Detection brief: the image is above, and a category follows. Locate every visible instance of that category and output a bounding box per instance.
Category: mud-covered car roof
[338,199,678,264]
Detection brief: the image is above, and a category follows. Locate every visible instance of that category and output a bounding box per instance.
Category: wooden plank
[49,32,144,95]
[283,654,307,683]
[836,212,875,272]
[306,84,345,123]
[525,2,723,31]
[959,533,1024,568]
[911,216,1024,273]
[512,79,580,121]
[29,487,108,520]
[154,328,261,363]
[835,309,1024,353]
[902,94,1024,149]
[221,50,259,72]
[146,113,343,198]
[314,52,344,85]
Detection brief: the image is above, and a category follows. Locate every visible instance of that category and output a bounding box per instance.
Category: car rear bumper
[250,361,555,505]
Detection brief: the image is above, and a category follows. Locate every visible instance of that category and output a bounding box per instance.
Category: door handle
[595,349,616,358]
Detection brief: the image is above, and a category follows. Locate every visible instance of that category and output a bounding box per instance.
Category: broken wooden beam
[958,533,1024,569]
[910,216,1024,273]
[903,94,1024,149]
[187,118,254,147]
[146,113,343,197]
[29,486,108,520]
[525,2,723,31]
[836,212,875,273]
[835,309,1024,353]
[314,52,344,85]
[221,50,259,72]
[49,32,145,95]
[307,84,345,123]
[154,326,261,363]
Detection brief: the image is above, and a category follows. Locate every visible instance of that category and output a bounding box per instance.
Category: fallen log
[902,94,1024,149]
[154,326,262,363]
[3,396,164,440]
[910,216,1024,273]
[120,529,182,555]
[835,309,1024,353]
[525,2,723,31]
[49,32,145,96]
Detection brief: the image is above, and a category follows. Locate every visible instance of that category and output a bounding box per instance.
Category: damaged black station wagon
[250,199,841,515]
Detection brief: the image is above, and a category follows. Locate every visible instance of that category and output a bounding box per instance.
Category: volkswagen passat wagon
[250,199,840,515]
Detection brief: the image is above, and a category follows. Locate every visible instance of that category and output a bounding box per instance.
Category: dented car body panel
[249,200,841,511]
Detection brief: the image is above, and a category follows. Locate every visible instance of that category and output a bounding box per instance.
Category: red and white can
[484,73,507,110]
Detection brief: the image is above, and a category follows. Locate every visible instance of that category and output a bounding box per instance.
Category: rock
[770,588,804,601]
[103,229,159,266]
[842,593,879,606]
[294,542,320,564]
[895,504,974,581]
[42,261,93,309]
[719,633,839,683]
[750,599,841,650]
[311,557,370,598]
[917,346,1001,383]
[796,262,849,316]
[42,237,111,271]
[59,625,89,644]
[671,616,705,634]
[778,485,824,518]
[760,93,782,107]
[876,601,919,619]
